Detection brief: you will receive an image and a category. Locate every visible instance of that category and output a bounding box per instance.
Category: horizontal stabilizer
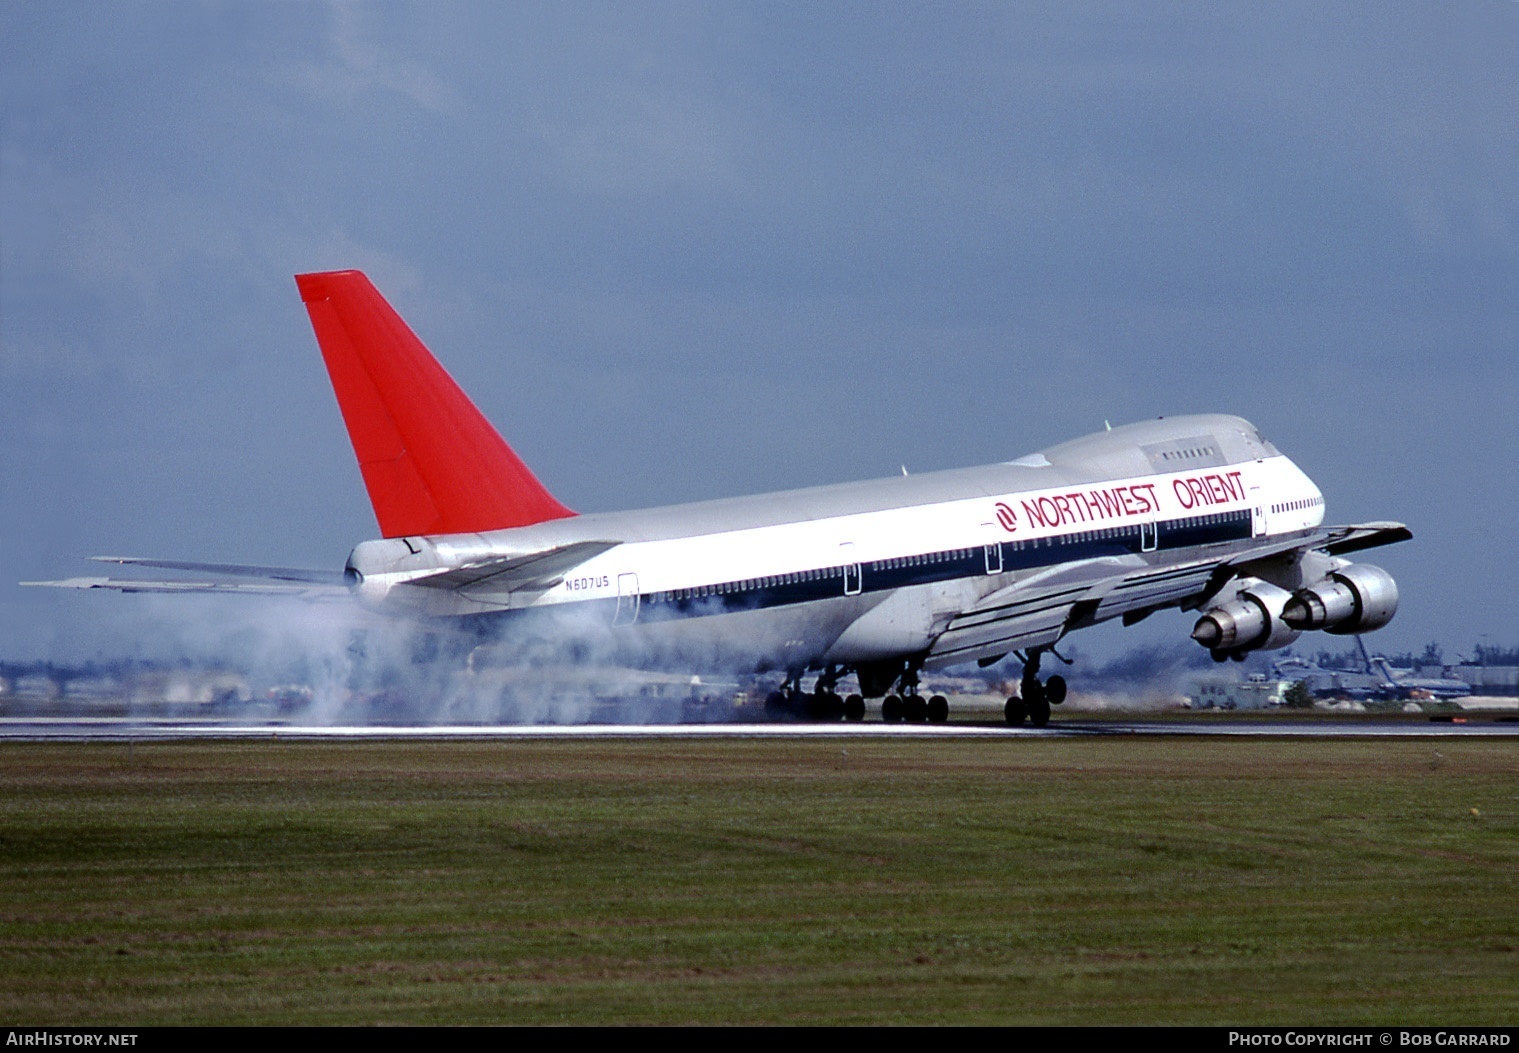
[22,556,354,600]
[406,540,620,594]
[89,556,350,585]
[22,577,350,600]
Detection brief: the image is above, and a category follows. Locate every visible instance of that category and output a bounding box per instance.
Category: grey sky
[3,1,1515,663]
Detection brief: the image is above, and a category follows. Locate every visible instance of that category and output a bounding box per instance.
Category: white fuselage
[345,415,1327,676]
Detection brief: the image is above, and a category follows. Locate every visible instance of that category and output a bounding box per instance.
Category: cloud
[281,0,460,115]
[531,88,754,199]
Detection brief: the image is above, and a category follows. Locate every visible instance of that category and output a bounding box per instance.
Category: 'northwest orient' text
[1016,472,1245,530]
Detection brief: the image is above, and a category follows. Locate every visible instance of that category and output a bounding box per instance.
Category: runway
[2,716,1515,741]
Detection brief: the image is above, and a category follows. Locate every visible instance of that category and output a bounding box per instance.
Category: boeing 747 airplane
[32,270,1410,725]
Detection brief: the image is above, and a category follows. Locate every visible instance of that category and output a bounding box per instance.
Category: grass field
[0,736,1515,1024]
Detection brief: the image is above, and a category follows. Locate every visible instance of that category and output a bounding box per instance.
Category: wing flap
[929,564,1116,666]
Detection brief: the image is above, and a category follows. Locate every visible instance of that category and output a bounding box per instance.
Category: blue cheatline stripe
[624,508,1256,625]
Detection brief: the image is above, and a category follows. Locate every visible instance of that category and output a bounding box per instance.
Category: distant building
[11,674,61,702]
[1449,665,1519,697]
[1187,673,1291,710]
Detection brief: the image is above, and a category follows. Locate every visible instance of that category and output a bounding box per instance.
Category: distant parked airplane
[31,270,1411,725]
[1275,638,1470,701]
[1353,637,1471,700]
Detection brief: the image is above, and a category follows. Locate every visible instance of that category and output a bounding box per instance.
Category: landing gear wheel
[809,690,843,721]
[843,694,866,722]
[1004,696,1028,725]
[1045,675,1067,706]
[882,694,904,724]
[765,691,788,720]
[1019,679,1049,727]
[1027,692,1051,728]
[904,694,927,723]
[927,695,949,723]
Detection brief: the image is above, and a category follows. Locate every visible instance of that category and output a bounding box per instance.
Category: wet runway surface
[2,717,1516,741]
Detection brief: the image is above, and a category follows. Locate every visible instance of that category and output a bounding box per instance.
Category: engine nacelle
[1191,580,1301,654]
[1281,563,1398,635]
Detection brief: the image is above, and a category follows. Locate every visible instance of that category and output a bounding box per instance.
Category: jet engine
[1191,580,1301,656]
[1280,563,1398,635]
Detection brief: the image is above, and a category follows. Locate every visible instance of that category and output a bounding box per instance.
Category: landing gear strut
[879,662,950,725]
[808,666,847,721]
[765,672,819,721]
[1004,649,1068,728]
[763,668,855,722]
[818,665,866,722]
[764,662,949,724]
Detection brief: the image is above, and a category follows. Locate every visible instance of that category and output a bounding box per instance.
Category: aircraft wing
[926,521,1412,667]
[1205,521,1412,597]
[927,553,1223,666]
[1219,522,1413,569]
[1309,521,1413,557]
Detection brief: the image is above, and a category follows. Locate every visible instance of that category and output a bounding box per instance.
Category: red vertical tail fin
[295,270,575,538]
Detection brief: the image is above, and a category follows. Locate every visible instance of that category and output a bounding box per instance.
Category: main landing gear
[878,663,949,725]
[762,664,948,723]
[1004,649,1068,728]
[764,667,865,722]
[874,662,941,720]
[879,691,950,725]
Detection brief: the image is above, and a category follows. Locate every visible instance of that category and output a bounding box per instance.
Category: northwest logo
[995,501,1018,533]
